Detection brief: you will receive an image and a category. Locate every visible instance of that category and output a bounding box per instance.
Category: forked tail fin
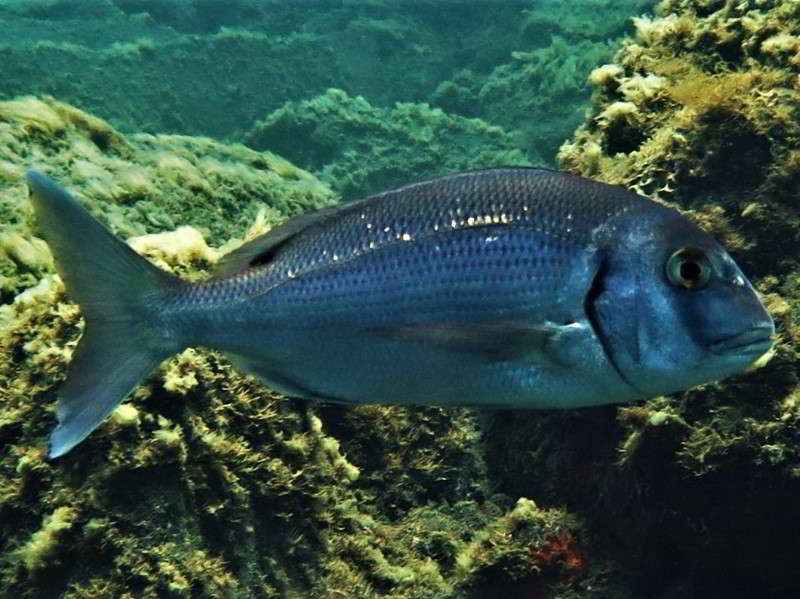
[26,171,184,458]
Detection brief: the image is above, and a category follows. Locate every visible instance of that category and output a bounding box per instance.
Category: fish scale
[25,168,774,457]
[273,168,635,276]
[262,226,579,322]
[182,168,638,316]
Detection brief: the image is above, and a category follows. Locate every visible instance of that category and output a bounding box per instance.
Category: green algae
[0,95,332,303]
[0,97,615,599]
[480,0,800,595]
[433,34,624,163]
[244,88,532,199]
[0,28,339,138]
[0,0,652,175]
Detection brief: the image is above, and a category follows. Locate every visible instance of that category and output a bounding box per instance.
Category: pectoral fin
[366,321,582,365]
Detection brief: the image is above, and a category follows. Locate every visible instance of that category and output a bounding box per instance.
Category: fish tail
[26,170,185,458]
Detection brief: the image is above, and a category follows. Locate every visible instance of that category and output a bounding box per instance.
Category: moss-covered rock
[0,97,620,598]
[482,0,800,595]
[432,36,614,164]
[0,29,340,138]
[0,0,653,171]
[244,88,533,199]
[0,95,332,303]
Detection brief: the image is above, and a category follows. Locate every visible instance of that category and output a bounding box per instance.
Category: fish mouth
[709,323,775,356]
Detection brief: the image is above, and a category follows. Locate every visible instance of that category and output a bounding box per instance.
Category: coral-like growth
[14,505,78,571]
[244,88,532,200]
[0,97,611,598]
[529,530,587,578]
[479,0,800,595]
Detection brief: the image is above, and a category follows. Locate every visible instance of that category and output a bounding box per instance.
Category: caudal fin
[26,170,184,458]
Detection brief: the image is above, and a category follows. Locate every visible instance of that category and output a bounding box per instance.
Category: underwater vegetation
[0,97,619,598]
[0,0,653,198]
[2,0,800,598]
[243,89,531,198]
[489,0,800,596]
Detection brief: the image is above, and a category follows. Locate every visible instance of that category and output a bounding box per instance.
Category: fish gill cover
[0,0,798,598]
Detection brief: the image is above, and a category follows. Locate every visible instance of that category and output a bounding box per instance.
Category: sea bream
[25,168,775,458]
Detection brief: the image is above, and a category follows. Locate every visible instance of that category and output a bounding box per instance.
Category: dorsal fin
[214,203,351,278]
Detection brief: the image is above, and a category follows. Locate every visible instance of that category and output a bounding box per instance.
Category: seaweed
[0,97,612,599]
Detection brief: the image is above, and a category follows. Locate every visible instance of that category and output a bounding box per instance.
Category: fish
[25,167,774,458]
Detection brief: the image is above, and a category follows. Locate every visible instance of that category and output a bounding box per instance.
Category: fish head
[590,203,775,398]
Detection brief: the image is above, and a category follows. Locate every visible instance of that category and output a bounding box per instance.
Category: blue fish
[26,168,774,458]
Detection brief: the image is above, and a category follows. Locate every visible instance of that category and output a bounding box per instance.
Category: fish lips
[709,323,775,357]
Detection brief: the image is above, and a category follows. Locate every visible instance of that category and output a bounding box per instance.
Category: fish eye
[666,248,712,289]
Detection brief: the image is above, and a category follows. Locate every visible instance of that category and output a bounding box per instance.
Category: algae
[0,0,652,178]
[0,97,620,598]
[0,95,332,304]
[482,0,800,595]
[433,34,623,163]
[244,88,532,199]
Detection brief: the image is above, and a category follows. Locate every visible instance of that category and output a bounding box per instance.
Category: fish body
[25,168,774,458]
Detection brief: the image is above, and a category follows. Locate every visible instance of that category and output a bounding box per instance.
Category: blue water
[15,2,800,599]
[0,0,654,197]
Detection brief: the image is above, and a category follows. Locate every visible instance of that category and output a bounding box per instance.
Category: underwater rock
[0,97,620,598]
[0,0,652,177]
[244,88,533,199]
[433,37,619,164]
[483,0,800,596]
[0,23,339,137]
[0,95,333,298]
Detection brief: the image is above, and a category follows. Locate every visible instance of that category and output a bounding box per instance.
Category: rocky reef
[488,0,800,596]
[3,0,800,597]
[243,88,530,199]
[0,0,652,198]
[0,97,615,598]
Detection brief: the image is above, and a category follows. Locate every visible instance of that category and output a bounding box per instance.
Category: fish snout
[709,321,775,357]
